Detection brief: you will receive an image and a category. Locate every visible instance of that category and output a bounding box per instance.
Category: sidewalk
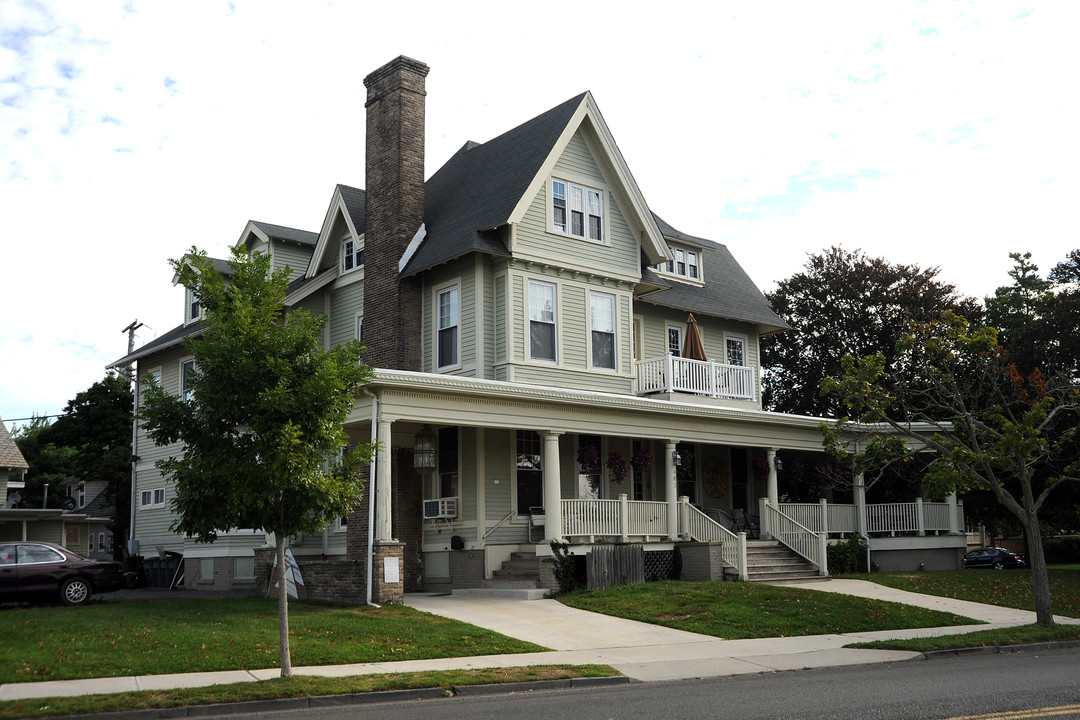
[2,580,1076,701]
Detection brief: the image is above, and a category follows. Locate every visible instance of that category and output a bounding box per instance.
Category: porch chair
[527,506,546,543]
[734,509,760,539]
[706,508,738,533]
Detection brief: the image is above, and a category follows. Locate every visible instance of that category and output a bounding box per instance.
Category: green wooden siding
[273,242,312,281]
[328,281,363,350]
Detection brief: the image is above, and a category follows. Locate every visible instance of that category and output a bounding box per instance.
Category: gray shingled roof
[0,419,29,470]
[336,184,366,231]
[250,221,319,246]
[400,93,588,276]
[644,215,790,334]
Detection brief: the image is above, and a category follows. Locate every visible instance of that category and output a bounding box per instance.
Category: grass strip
[557,580,981,638]
[835,567,1080,618]
[0,665,619,720]
[845,623,1080,653]
[0,597,546,682]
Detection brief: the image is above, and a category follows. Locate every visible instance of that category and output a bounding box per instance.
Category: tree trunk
[1023,510,1054,625]
[276,535,293,677]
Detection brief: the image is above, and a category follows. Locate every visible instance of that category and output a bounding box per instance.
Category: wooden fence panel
[587,545,645,591]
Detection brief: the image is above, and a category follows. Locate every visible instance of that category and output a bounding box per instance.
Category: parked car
[964,546,1027,570]
[0,541,126,606]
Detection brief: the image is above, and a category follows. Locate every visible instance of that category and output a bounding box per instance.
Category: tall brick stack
[362,55,428,372]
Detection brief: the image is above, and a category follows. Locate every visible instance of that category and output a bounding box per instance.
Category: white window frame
[76,484,85,508]
[185,288,201,324]
[549,178,605,243]
[434,283,460,371]
[527,280,558,363]
[342,236,364,273]
[355,314,364,343]
[139,487,166,510]
[589,291,617,370]
[657,244,703,283]
[180,358,195,403]
[666,324,683,358]
[724,334,747,367]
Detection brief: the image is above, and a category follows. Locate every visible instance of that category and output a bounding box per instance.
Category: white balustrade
[636,356,756,400]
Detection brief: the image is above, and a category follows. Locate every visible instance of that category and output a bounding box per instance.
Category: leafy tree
[762,247,979,418]
[823,313,1080,624]
[12,416,76,507]
[1005,249,1080,380]
[49,375,134,548]
[139,247,373,677]
[984,251,1052,355]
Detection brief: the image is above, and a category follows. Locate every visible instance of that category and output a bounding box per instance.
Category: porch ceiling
[350,370,829,451]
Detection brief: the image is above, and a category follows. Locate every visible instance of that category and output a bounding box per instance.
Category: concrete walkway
[2,580,1077,701]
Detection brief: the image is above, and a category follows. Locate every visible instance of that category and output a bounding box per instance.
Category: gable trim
[308,188,363,279]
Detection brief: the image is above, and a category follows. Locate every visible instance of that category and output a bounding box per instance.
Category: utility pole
[119,320,145,381]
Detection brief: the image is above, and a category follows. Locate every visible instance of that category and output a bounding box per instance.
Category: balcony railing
[636,355,756,401]
[777,499,963,537]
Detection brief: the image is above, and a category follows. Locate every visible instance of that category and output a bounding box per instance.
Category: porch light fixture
[672,450,682,466]
[413,424,438,471]
[774,455,783,471]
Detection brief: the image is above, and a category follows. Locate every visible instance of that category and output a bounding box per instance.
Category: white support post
[542,431,563,542]
[707,359,717,397]
[766,448,778,507]
[375,417,394,542]
[818,532,829,576]
[759,496,770,540]
[916,497,926,536]
[619,493,629,543]
[854,472,868,539]
[679,495,690,541]
[738,532,748,581]
[665,354,674,393]
[665,440,679,540]
[819,497,829,535]
[947,493,961,535]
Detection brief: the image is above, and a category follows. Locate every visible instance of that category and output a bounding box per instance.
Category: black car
[0,541,126,605]
[964,546,1027,570]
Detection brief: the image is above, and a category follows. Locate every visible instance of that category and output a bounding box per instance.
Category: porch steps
[740,541,823,583]
[449,552,550,601]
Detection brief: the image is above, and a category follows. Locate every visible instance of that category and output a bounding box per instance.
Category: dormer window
[342,238,364,273]
[187,288,201,323]
[657,245,701,281]
[551,179,603,242]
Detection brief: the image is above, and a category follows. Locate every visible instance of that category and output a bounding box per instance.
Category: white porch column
[375,417,394,542]
[766,448,779,506]
[542,431,563,541]
[665,440,679,540]
[854,471,868,538]
[947,492,960,535]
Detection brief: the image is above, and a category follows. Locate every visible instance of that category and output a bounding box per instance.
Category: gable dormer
[307,184,366,283]
[235,221,318,282]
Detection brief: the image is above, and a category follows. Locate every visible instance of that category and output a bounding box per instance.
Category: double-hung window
[437,286,459,369]
[590,292,616,369]
[181,359,195,403]
[187,288,201,323]
[660,245,701,281]
[551,179,603,242]
[342,238,364,272]
[529,281,557,361]
[726,337,745,366]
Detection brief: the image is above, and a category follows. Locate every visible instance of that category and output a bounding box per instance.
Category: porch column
[375,417,394,541]
[946,492,960,535]
[665,440,679,540]
[542,431,563,541]
[854,471,868,538]
[766,448,779,506]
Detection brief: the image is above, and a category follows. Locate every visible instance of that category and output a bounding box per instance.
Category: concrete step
[452,587,548,600]
[483,577,539,589]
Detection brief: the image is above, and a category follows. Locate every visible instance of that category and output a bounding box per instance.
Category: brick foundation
[371,541,405,604]
[678,542,726,581]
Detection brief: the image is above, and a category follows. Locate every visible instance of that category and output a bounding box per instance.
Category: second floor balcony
[635,355,757,402]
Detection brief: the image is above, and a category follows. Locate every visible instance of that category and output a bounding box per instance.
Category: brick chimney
[363,56,429,371]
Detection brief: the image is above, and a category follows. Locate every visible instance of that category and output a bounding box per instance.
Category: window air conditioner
[423,497,458,520]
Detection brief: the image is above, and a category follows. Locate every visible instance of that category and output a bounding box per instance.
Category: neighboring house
[109,57,966,601]
[59,477,116,561]
[0,418,94,556]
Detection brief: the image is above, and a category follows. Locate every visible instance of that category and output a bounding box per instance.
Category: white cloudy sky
[1,1,1077,425]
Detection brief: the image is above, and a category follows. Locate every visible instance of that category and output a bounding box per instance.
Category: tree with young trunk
[762,246,979,418]
[823,313,1080,625]
[139,247,372,676]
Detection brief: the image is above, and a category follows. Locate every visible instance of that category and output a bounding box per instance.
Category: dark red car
[0,541,126,606]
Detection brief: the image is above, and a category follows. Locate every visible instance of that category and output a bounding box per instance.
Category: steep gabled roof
[0,418,28,470]
[306,184,366,277]
[239,221,319,248]
[643,215,790,334]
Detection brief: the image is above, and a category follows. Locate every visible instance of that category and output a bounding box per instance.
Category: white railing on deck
[777,499,962,537]
[636,355,756,401]
[683,502,746,580]
[761,499,827,576]
[561,497,668,541]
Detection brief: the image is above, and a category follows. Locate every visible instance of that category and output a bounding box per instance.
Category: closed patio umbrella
[682,314,707,361]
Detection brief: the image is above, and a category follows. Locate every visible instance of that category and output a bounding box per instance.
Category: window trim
[185,288,201,325]
[666,324,683,358]
[724,333,747,367]
[139,487,166,510]
[656,243,704,284]
[588,291,617,371]
[548,177,607,244]
[527,279,558,363]
[355,314,364,343]
[180,357,195,403]
[342,236,365,274]
[434,282,461,371]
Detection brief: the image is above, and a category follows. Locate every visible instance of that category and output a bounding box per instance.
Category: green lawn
[0,596,545,682]
[837,567,1080,618]
[557,580,981,638]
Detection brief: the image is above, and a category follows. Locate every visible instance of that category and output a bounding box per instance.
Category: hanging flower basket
[577,444,601,473]
[630,449,653,474]
[606,451,629,484]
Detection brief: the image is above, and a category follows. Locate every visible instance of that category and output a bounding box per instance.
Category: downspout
[128,369,139,556]
[362,388,381,608]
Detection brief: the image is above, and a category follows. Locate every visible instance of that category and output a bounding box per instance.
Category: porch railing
[683,502,747,580]
[761,499,828,576]
[561,497,668,542]
[636,355,756,401]
[777,499,963,537]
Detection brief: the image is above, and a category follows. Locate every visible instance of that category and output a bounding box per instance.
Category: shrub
[548,540,582,595]
[1043,536,1080,564]
[828,535,868,574]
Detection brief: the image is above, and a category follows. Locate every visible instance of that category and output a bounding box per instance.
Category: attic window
[657,244,701,282]
[187,288,201,322]
[551,179,603,242]
[342,238,364,273]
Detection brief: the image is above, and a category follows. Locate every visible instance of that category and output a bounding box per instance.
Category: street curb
[44,677,628,720]
[922,639,1080,660]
